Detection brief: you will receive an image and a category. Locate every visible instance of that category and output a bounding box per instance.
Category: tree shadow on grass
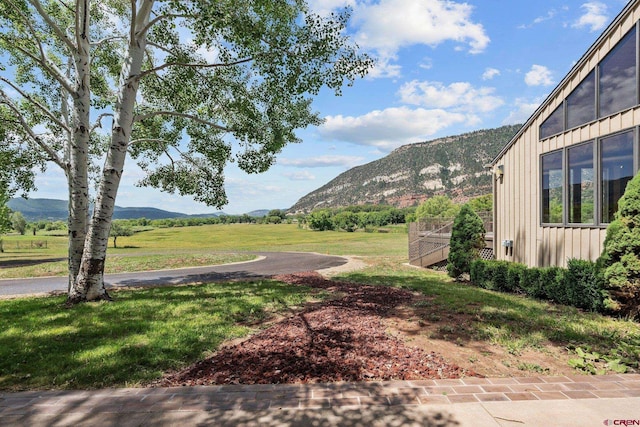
[0,257,66,269]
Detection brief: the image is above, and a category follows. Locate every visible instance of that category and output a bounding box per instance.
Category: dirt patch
[385,303,575,378]
[157,272,479,386]
[157,272,579,387]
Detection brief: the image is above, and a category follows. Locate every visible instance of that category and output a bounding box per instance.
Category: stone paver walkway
[1,374,640,426]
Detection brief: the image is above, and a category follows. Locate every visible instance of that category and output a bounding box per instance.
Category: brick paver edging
[1,374,640,415]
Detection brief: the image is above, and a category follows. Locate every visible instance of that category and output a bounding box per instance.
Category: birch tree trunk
[67,1,153,303]
[67,1,91,292]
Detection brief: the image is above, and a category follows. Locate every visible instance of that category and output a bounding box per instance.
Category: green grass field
[0,224,408,278]
[1,223,639,391]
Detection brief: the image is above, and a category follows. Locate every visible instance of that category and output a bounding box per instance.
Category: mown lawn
[1,225,639,391]
[0,280,322,391]
[0,224,408,278]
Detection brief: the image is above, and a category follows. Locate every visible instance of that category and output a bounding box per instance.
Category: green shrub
[472,259,607,315]
[470,259,490,288]
[564,259,604,312]
[506,263,527,293]
[447,204,485,278]
[521,268,544,299]
[541,267,569,305]
[488,261,510,292]
[597,172,640,318]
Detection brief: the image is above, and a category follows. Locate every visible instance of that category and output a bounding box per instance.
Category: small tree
[10,211,27,235]
[415,195,460,220]
[468,194,493,213]
[307,209,334,231]
[109,222,134,249]
[447,204,485,279]
[333,211,358,232]
[597,173,640,318]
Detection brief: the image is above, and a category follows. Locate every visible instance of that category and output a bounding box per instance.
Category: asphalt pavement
[0,252,348,297]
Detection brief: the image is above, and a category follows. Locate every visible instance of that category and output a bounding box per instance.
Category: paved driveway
[0,252,348,297]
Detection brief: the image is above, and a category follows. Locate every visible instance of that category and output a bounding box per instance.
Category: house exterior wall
[493,1,640,268]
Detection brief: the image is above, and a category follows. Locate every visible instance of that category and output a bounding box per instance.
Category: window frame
[540,149,565,226]
[566,140,596,226]
[540,127,639,228]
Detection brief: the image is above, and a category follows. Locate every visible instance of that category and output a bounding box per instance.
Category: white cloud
[573,2,608,32]
[518,8,560,29]
[525,64,554,86]
[307,0,355,16]
[398,80,504,113]
[502,97,543,125]
[353,0,489,56]
[282,171,317,181]
[366,55,402,79]
[482,68,500,80]
[320,107,469,151]
[279,155,365,168]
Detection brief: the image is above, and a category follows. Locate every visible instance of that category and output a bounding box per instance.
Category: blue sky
[28,0,629,214]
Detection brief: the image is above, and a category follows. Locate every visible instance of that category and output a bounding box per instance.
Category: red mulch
[157,272,479,386]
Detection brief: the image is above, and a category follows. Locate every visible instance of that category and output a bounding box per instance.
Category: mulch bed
[157,272,479,386]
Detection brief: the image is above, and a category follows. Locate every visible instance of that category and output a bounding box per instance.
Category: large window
[542,151,564,224]
[540,129,637,226]
[599,27,637,118]
[567,70,595,129]
[568,142,595,224]
[601,131,635,223]
[540,104,564,140]
[539,24,638,139]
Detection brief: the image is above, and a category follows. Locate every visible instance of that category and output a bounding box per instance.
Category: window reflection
[568,142,595,224]
[567,71,595,129]
[542,151,563,223]
[540,104,564,140]
[599,27,637,117]
[601,131,634,223]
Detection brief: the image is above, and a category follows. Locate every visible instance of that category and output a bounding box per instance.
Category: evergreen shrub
[565,259,604,312]
[597,173,640,319]
[447,204,485,279]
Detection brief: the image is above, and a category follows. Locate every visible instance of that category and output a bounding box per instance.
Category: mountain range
[6,198,233,222]
[288,124,521,213]
[7,124,520,220]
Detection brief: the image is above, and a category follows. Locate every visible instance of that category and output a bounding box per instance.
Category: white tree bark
[67,1,90,292]
[68,0,154,302]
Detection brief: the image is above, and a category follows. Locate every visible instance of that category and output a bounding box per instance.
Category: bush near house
[470,259,606,314]
[447,204,485,279]
[597,173,640,319]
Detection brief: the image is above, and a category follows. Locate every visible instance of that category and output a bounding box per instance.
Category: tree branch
[0,77,72,133]
[27,0,76,52]
[90,113,114,133]
[137,13,195,38]
[5,0,49,61]
[0,94,65,169]
[8,43,76,95]
[137,56,254,80]
[134,111,231,132]
[128,137,171,146]
[91,35,126,48]
[130,0,137,44]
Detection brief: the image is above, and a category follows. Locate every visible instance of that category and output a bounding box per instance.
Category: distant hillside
[289,124,521,213]
[6,198,225,221]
